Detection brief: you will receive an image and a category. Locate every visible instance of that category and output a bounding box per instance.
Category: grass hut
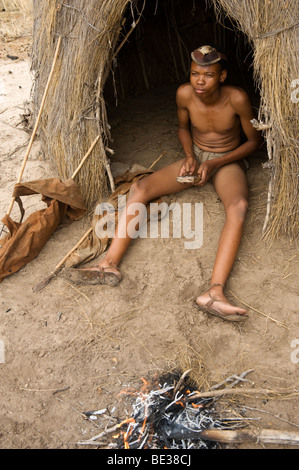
[31,0,298,239]
[0,0,28,9]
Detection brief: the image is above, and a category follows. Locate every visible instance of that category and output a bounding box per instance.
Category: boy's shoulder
[177,82,192,93]
[222,85,250,104]
[176,82,193,103]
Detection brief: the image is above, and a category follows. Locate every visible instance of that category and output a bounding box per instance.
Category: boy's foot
[194,284,248,322]
[63,264,122,286]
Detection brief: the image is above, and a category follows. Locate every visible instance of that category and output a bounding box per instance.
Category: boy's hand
[196,160,217,185]
[179,157,197,177]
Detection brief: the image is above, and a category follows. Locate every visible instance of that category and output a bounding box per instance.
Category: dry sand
[0,10,298,450]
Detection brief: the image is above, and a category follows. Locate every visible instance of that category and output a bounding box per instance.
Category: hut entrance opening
[104,0,261,173]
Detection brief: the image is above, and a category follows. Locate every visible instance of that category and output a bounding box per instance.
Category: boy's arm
[215,89,261,165]
[176,86,197,176]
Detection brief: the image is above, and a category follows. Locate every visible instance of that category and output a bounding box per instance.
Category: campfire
[78,369,299,448]
[112,372,241,449]
[79,369,276,449]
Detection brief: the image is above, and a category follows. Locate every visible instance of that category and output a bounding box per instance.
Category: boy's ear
[220,69,227,82]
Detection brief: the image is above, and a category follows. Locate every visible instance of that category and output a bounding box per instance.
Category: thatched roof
[31,0,298,239]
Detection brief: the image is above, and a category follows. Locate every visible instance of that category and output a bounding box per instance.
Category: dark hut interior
[102,0,264,171]
[104,0,260,111]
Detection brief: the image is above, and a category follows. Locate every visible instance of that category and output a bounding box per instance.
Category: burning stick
[77,370,299,449]
[173,369,192,396]
[198,428,299,446]
[77,418,135,445]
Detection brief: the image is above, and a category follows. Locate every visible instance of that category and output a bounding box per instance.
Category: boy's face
[190,61,227,97]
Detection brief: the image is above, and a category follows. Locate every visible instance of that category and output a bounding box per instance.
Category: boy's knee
[129,179,149,202]
[129,181,139,197]
[227,197,248,220]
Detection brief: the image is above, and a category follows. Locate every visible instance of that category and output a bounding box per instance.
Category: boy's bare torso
[179,83,242,153]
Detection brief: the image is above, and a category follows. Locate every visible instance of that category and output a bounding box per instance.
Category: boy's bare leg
[74,157,248,317]
[79,158,194,276]
[195,162,248,317]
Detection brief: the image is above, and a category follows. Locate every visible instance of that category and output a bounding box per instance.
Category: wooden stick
[78,422,122,444]
[33,134,102,291]
[77,428,299,447]
[77,421,299,447]
[98,134,116,192]
[71,135,100,179]
[112,1,146,59]
[95,68,115,193]
[149,151,167,169]
[33,148,167,292]
[229,290,288,329]
[77,424,299,447]
[33,227,92,292]
[186,387,278,401]
[4,36,62,221]
[173,369,192,396]
[199,428,299,446]
[77,418,135,446]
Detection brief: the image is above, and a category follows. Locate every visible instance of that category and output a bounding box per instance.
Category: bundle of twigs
[213,0,299,240]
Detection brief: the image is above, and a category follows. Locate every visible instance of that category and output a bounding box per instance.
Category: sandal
[63,266,122,286]
[194,283,248,322]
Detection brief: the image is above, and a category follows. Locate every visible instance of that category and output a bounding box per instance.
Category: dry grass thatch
[32,0,133,206]
[0,0,32,41]
[0,0,31,12]
[31,0,298,238]
[213,0,299,240]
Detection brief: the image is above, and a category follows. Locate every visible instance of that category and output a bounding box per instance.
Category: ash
[117,371,243,449]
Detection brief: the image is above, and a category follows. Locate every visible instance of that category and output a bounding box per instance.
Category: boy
[67,45,261,322]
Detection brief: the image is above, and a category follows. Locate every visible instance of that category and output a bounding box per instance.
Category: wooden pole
[7,36,62,216]
[33,135,102,292]
[0,36,62,236]
[33,227,92,292]
[76,426,299,447]
[199,428,299,446]
[33,149,168,292]
[71,135,100,180]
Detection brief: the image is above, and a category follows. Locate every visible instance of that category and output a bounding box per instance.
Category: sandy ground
[0,12,298,450]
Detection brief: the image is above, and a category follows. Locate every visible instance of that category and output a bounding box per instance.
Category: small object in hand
[176,175,201,184]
